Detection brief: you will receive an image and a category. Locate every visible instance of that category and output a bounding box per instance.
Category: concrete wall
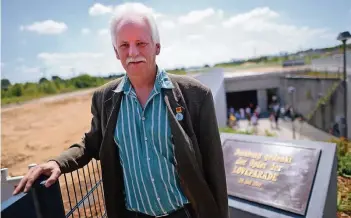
[257,89,268,112]
[281,74,351,138]
[308,75,351,138]
[280,77,340,117]
[196,67,350,137]
[193,68,227,128]
[225,73,281,93]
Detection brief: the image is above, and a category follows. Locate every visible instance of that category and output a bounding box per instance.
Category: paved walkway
[233,118,336,142]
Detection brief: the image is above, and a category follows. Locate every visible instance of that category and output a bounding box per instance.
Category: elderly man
[13,5,228,218]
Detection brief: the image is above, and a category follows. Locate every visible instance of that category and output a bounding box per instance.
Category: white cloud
[38,52,104,62]
[223,7,278,28]
[89,3,113,16]
[98,29,109,36]
[160,20,176,29]
[187,34,204,40]
[113,2,156,16]
[89,2,163,20]
[20,20,67,34]
[37,52,120,78]
[178,8,216,24]
[35,3,334,79]
[16,57,25,62]
[15,65,41,74]
[155,6,330,68]
[81,28,91,35]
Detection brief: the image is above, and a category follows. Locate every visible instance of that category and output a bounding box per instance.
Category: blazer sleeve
[198,89,229,218]
[50,91,103,173]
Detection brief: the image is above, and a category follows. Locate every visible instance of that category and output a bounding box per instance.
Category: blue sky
[2,0,351,83]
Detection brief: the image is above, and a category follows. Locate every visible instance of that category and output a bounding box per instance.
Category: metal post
[337,31,350,138]
[342,40,348,139]
[292,93,296,139]
[288,86,296,139]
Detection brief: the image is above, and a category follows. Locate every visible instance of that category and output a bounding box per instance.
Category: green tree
[1,79,11,89]
[10,84,24,97]
[52,75,62,81]
[39,77,49,84]
[39,81,57,94]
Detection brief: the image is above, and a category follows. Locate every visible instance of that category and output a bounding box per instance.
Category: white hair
[109,3,160,49]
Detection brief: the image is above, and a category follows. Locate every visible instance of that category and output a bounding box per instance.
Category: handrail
[306,81,342,121]
[1,160,106,218]
[1,175,65,218]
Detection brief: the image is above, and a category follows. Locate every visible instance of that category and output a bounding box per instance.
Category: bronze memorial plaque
[223,139,321,215]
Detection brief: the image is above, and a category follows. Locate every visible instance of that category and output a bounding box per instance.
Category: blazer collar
[102,74,182,141]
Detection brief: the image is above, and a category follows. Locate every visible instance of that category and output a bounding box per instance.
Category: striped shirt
[113,68,189,216]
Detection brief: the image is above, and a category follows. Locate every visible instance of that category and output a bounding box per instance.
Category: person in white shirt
[240,108,245,119]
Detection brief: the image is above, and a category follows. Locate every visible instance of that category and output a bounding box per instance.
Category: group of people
[227,104,261,129]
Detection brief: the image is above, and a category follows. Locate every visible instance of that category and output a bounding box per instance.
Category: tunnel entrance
[226,90,258,114]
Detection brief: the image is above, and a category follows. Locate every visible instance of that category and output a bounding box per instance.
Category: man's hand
[13,161,61,195]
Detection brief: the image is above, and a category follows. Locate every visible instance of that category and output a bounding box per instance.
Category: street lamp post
[288,86,296,139]
[337,31,351,139]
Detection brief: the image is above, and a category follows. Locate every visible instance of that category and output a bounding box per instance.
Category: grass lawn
[214,62,281,69]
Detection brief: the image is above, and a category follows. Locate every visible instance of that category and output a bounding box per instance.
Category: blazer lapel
[163,79,195,152]
[164,78,196,138]
[163,86,186,134]
[100,88,123,159]
[99,87,127,217]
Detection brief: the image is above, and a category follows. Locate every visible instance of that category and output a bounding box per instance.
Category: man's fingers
[13,176,28,195]
[45,169,61,187]
[23,166,43,192]
[13,168,34,195]
[12,162,61,195]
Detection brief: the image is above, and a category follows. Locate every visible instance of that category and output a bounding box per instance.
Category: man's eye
[138,42,146,46]
[120,44,128,48]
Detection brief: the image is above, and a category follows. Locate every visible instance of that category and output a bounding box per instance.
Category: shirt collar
[113,66,174,94]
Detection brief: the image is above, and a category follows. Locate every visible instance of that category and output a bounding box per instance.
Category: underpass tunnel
[225,90,258,117]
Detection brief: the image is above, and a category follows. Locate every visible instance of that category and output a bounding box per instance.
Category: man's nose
[128,44,139,57]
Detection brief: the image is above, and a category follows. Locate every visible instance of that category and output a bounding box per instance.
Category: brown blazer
[52,73,228,218]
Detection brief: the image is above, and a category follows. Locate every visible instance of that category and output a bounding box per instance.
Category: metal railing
[60,159,106,218]
[1,159,106,218]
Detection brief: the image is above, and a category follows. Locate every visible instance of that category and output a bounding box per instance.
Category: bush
[1,74,111,105]
[40,82,58,94]
[264,129,277,137]
[329,138,351,177]
[219,127,254,135]
[11,84,24,97]
[339,153,351,176]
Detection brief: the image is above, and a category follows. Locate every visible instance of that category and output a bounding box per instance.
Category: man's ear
[113,46,120,60]
[156,43,160,55]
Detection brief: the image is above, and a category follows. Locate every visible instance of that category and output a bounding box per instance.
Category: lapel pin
[175,112,184,121]
[175,106,184,121]
[176,107,182,113]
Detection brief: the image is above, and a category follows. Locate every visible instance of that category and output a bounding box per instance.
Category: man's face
[114,17,160,77]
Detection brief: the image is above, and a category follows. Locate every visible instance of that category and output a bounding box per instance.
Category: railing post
[31,175,66,218]
[1,175,66,218]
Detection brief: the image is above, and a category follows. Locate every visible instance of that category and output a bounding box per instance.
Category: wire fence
[59,159,106,218]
